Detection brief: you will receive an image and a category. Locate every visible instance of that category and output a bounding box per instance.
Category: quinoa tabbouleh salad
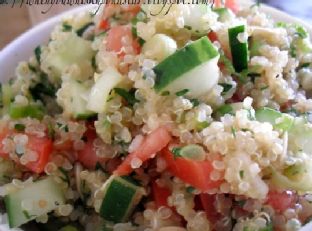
[2,0,312,230]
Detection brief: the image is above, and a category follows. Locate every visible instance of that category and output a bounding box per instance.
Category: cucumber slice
[271,157,312,192]
[87,67,123,113]
[213,8,234,22]
[228,25,249,72]
[9,104,44,120]
[288,117,312,154]
[4,177,65,228]
[100,176,144,223]
[255,107,294,132]
[154,37,220,97]
[174,144,206,161]
[142,34,177,62]
[57,79,95,119]
[42,32,94,79]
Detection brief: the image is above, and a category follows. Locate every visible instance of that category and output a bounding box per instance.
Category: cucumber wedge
[228,25,249,72]
[288,117,312,154]
[56,79,95,119]
[255,107,294,132]
[153,37,220,97]
[100,176,144,223]
[87,67,123,113]
[4,177,65,228]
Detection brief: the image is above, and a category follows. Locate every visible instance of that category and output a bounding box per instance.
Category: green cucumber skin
[5,177,65,228]
[153,36,219,92]
[9,104,44,120]
[100,177,138,223]
[228,25,249,72]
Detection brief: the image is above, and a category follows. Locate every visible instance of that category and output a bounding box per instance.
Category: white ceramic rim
[0,2,312,231]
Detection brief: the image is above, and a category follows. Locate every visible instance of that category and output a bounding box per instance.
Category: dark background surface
[262,0,312,23]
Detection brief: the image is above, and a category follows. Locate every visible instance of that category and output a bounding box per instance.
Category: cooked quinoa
[1,1,312,231]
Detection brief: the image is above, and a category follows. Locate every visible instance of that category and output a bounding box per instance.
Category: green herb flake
[114,88,139,106]
[59,167,70,185]
[161,91,170,96]
[299,63,310,69]
[190,98,200,107]
[216,104,233,117]
[295,25,308,39]
[220,83,233,95]
[62,23,72,32]
[34,46,41,64]
[237,200,246,207]
[47,123,55,140]
[76,22,94,37]
[196,121,210,131]
[91,56,96,70]
[28,64,36,72]
[260,85,269,90]
[184,25,192,30]
[22,210,35,220]
[186,186,195,193]
[231,126,236,138]
[239,170,244,179]
[290,43,297,58]
[175,89,189,97]
[14,123,25,132]
[172,147,182,159]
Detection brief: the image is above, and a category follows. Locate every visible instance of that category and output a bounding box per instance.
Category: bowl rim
[0,3,312,231]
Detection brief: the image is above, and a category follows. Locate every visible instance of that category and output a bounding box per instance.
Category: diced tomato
[77,127,104,169]
[114,127,172,176]
[106,25,141,56]
[214,0,239,13]
[152,181,171,208]
[208,31,218,43]
[98,19,110,30]
[200,194,221,224]
[101,3,141,22]
[266,190,297,212]
[0,129,52,174]
[161,148,223,191]
[26,135,53,173]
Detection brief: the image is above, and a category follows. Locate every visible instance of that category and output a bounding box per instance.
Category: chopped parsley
[220,83,233,95]
[172,147,182,159]
[231,126,236,138]
[28,64,36,72]
[175,89,189,96]
[190,98,200,107]
[14,123,25,132]
[34,46,41,64]
[76,22,94,37]
[59,167,70,185]
[186,186,195,193]
[216,104,233,117]
[62,23,72,32]
[239,170,244,179]
[114,88,139,106]
[161,91,170,96]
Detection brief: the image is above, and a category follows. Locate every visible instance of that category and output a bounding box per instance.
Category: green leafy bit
[216,104,233,117]
[231,126,236,138]
[172,147,182,159]
[14,123,25,132]
[29,73,57,102]
[76,22,94,37]
[239,170,244,179]
[190,98,200,107]
[161,91,170,96]
[175,89,189,96]
[196,121,210,131]
[59,167,70,185]
[28,64,37,72]
[91,56,96,70]
[299,63,310,69]
[220,83,233,95]
[114,88,139,106]
[22,210,35,220]
[186,186,195,193]
[62,23,72,32]
[34,46,41,64]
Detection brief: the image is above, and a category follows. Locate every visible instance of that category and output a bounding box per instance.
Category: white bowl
[0,3,312,231]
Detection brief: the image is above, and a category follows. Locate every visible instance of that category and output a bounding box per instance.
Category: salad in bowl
[1,1,312,230]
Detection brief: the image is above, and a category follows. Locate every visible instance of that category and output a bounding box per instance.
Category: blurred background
[0,0,312,49]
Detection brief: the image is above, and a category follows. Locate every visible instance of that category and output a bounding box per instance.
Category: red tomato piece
[214,0,239,13]
[152,181,172,208]
[208,31,218,43]
[200,194,221,223]
[0,129,52,174]
[114,127,172,176]
[161,148,223,191]
[106,25,141,56]
[77,127,103,169]
[266,190,297,212]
